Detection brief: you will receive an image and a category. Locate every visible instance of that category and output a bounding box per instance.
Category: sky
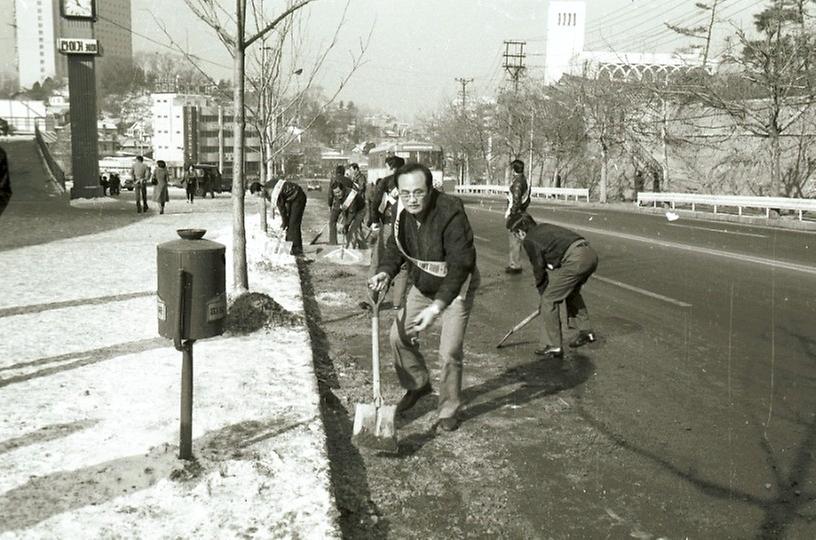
[129,0,764,120]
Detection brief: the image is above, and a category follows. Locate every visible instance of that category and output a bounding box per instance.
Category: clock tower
[59,0,102,199]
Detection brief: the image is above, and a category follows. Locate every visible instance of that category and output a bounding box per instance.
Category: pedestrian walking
[201,169,215,199]
[366,155,407,310]
[250,178,307,256]
[99,173,109,196]
[368,163,479,432]
[131,156,150,213]
[327,165,354,245]
[109,173,121,195]
[0,145,11,217]
[183,166,197,204]
[508,213,598,360]
[152,160,170,214]
[505,159,531,274]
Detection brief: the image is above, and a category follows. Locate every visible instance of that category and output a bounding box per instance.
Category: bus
[367,141,445,190]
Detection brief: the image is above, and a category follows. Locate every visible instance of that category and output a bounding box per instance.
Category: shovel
[308,223,328,245]
[352,288,398,453]
[496,309,540,348]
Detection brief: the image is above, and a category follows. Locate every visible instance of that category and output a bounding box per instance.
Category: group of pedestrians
[365,158,599,433]
[99,172,121,196]
[127,157,219,214]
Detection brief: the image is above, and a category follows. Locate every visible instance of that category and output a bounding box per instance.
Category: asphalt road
[463,196,816,537]
[302,187,816,538]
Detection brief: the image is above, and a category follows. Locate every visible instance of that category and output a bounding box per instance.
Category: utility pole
[502,40,526,185]
[502,40,526,93]
[455,77,473,110]
[454,78,473,185]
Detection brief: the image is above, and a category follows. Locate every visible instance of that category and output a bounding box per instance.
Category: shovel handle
[368,284,389,402]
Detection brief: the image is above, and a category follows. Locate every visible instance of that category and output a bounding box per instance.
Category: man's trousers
[135,182,148,211]
[508,230,523,269]
[538,242,598,349]
[285,191,306,256]
[389,270,479,420]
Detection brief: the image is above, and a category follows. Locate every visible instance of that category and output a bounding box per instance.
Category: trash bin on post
[157,228,226,460]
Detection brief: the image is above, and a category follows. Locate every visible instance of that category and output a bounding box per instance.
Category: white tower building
[544,0,587,84]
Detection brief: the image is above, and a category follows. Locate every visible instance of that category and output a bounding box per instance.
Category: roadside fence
[637,192,816,221]
[455,184,590,202]
[34,124,65,192]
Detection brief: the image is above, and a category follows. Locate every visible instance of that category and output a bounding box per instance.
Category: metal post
[179,339,194,460]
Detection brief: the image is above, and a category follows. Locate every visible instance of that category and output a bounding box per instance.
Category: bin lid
[157,229,225,253]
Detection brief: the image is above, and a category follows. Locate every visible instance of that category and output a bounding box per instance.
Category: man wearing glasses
[368,163,479,432]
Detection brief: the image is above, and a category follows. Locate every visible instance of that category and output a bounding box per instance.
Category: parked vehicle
[191,164,228,194]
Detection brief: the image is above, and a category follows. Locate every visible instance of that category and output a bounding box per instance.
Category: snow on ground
[0,205,339,538]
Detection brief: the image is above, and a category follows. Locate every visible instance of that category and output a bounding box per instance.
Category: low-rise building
[150,92,261,180]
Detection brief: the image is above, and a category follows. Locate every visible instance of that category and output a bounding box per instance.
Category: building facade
[544,0,587,85]
[544,0,713,85]
[150,92,262,179]
[12,0,132,89]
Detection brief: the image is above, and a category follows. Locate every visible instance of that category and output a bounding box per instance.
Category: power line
[600,0,747,53]
[96,14,233,71]
[635,0,764,53]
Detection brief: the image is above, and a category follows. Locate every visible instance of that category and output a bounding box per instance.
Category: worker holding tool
[368,163,479,432]
[364,155,407,310]
[249,178,307,256]
[327,165,354,245]
[508,213,598,360]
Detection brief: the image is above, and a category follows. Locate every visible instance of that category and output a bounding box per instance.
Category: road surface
[301,188,816,539]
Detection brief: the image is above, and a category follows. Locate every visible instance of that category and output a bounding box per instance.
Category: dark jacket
[378,191,477,306]
[505,173,531,224]
[369,174,399,226]
[328,174,354,208]
[0,146,10,216]
[522,223,584,293]
[266,179,305,229]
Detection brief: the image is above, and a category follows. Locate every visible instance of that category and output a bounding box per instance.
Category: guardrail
[455,184,590,202]
[34,124,65,192]
[637,192,816,221]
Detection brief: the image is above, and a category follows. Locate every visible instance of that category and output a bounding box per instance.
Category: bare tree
[688,0,816,196]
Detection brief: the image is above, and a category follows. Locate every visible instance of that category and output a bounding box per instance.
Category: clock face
[62,0,94,19]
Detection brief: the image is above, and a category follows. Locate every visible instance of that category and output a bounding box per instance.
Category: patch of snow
[0,209,340,538]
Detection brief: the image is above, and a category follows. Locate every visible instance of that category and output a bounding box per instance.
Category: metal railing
[34,124,65,192]
[636,192,816,221]
[455,184,590,202]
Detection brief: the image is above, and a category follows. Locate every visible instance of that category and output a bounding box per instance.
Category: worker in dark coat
[327,165,354,245]
[508,213,598,360]
[505,159,531,274]
[366,155,408,309]
[369,163,479,432]
[250,179,307,256]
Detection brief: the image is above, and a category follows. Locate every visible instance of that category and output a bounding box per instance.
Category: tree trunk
[258,83,268,234]
[600,142,608,203]
[661,97,670,188]
[770,127,782,197]
[232,1,249,292]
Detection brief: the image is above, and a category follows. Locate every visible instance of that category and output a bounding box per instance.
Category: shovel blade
[319,246,371,266]
[352,403,398,453]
